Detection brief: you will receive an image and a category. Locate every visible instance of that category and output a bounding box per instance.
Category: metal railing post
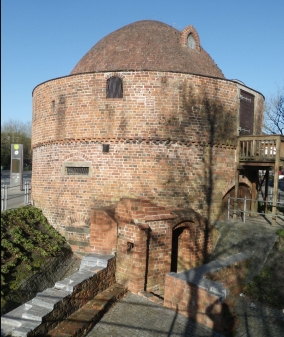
[228,194,230,220]
[27,182,30,204]
[1,184,4,212]
[243,196,246,223]
[5,185,8,211]
[24,181,27,204]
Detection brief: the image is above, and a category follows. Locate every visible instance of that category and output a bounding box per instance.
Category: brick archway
[171,217,213,273]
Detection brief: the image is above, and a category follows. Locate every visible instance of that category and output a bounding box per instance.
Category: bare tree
[263,85,284,135]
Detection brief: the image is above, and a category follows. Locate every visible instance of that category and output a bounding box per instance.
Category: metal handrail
[1,181,31,212]
[227,194,284,223]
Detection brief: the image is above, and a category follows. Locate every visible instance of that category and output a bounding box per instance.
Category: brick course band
[32,137,237,150]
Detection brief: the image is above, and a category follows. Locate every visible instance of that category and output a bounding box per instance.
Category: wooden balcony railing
[235,134,284,226]
[237,135,284,164]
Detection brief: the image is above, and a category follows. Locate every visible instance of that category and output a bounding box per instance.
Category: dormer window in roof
[187,33,195,49]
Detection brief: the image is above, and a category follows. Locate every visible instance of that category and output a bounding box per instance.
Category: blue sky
[1,0,284,124]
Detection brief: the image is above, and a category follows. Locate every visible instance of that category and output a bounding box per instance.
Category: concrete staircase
[1,254,127,337]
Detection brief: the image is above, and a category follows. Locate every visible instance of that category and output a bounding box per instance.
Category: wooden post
[264,169,269,213]
[272,138,281,225]
[251,170,257,216]
[233,169,239,219]
[234,139,240,219]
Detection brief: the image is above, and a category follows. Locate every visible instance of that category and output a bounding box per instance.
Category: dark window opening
[106,76,123,98]
[66,167,89,175]
[171,226,184,272]
[239,90,254,135]
[52,100,55,112]
[103,144,110,152]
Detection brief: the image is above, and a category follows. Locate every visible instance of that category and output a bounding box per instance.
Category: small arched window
[106,76,123,98]
[187,34,195,49]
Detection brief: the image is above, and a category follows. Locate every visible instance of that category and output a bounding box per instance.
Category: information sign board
[10,144,23,188]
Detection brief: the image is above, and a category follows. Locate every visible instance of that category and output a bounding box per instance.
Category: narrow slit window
[52,100,55,112]
[103,144,110,152]
[106,76,123,98]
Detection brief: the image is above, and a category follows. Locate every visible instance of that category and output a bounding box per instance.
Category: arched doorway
[171,221,210,273]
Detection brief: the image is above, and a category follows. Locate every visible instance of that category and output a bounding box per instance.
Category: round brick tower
[32,20,264,248]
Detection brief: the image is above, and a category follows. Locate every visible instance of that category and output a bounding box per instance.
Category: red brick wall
[115,222,147,293]
[31,141,236,239]
[144,220,172,294]
[89,209,117,255]
[31,71,264,247]
[164,256,249,333]
[32,71,263,148]
[164,276,236,333]
[113,199,215,295]
[205,259,250,296]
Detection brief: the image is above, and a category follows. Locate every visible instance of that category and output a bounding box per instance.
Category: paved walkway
[234,296,284,337]
[86,292,284,337]
[86,292,225,337]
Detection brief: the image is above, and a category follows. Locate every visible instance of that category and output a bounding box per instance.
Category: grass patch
[244,230,284,308]
[276,228,284,238]
[244,267,279,307]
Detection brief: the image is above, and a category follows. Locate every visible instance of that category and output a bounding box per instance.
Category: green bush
[1,206,66,311]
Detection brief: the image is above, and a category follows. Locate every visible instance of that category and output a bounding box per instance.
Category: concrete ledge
[80,253,114,268]
[65,226,90,234]
[1,253,115,337]
[170,252,250,297]
[32,288,72,309]
[164,252,251,334]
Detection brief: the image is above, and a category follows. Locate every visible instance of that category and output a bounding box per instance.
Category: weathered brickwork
[164,256,250,334]
[87,198,215,295]
[32,69,264,235]
[205,259,250,296]
[31,141,236,243]
[90,208,117,255]
[32,71,263,148]
[164,276,237,334]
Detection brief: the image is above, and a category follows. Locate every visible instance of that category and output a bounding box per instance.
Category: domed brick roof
[70,20,225,78]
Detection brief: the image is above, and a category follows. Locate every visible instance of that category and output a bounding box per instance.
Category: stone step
[80,253,114,269]
[0,301,36,337]
[138,291,164,306]
[32,288,72,309]
[10,320,41,337]
[21,302,52,322]
[46,283,127,337]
